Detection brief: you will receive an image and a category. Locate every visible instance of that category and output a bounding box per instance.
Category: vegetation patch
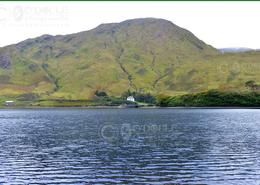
[157,90,260,107]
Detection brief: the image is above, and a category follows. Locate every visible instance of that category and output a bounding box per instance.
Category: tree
[135,93,156,104]
[245,80,258,90]
[156,94,170,107]
[121,90,134,99]
[94,90,108,97]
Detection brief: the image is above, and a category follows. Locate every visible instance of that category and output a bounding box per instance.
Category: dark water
[0,108,260,185]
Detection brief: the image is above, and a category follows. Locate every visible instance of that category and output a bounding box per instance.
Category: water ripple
[0,108,260,184]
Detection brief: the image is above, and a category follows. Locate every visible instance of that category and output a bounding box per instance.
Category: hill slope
[0,18,259,100]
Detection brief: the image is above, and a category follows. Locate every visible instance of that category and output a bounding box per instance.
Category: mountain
[219,47,254,53]
[0,18,259,101]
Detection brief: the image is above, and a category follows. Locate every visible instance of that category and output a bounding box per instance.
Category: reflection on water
[0,108,260,184]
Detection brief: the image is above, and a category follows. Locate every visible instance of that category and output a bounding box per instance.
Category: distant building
[4,101,14,106]
[127,96,135,102]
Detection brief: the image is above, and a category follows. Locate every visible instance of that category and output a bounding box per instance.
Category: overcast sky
[0,2,260,48]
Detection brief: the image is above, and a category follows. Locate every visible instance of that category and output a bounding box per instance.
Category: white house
[126,96,135,102]
[5,101,14,106]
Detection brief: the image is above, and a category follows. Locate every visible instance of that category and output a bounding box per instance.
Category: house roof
[5,101,14,103]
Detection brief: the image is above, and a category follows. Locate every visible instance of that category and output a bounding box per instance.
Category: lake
[0,108,260,184]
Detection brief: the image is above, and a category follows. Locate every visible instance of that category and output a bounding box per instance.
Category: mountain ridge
[219,47,255,53]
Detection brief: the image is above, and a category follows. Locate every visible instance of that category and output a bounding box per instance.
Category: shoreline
[0,106,260,109]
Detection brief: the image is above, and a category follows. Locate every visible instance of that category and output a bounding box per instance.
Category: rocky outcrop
[0,51,11,69]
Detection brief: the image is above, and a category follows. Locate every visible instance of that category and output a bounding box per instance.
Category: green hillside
[0,18,259,102]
